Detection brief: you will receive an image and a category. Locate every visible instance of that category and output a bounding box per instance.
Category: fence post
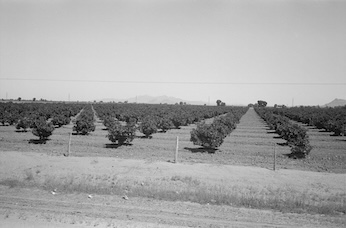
[67,132,72,157]
[273,143,276,171]
[175,136,179,163]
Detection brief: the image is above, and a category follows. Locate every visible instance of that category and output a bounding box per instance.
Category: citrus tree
[32,118,55,141]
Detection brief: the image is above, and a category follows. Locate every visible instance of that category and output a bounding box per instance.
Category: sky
[0,0,345,106]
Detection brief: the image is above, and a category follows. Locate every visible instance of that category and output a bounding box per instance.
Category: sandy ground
[0,151,345,227]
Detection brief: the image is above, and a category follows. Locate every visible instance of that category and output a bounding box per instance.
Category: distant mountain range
[324,98,346,107]
[97,95,208,105]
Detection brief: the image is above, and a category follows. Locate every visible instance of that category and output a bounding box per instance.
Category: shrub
[103,116,116,129]
[190,110,245,150]
[291,138,312,158]
[140,117,158,138]
[157,117,173,133]
[73,119,95,135]
[190,122,225,149]
[213,115,237,136]
[51,115,70,127]
[171,114,188,129]
[16,117,31,132]
[107,121,136,145]
[29,115,43,128]
[32,118,55,140]
[2,112,19,125]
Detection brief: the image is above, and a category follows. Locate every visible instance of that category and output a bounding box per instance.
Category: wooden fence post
[175,136,179,163]
[67,132,72,157]
[273,143,276,171]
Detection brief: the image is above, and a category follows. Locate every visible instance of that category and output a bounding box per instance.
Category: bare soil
[0,152,345,228]
[0,187,344,228]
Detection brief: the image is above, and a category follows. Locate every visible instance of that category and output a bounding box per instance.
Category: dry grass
[1,173,345,216]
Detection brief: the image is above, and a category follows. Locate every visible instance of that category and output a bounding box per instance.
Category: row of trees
[272,106,346,136]
[0,102,83,127]
[93,103,248,146]
[216,100,226,106]
[93,103,234,125]
[190,108,248,149]
[14,115,56,142]
[255,107,312,158]
[73,105,96,135]
[0,102,84,142]
[248,100,268,108]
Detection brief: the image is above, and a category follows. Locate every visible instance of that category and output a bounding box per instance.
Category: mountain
[324,98,346,107]
[97,95,207,105]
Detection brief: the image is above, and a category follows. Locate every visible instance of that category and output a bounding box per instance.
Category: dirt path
[219,108,293,168]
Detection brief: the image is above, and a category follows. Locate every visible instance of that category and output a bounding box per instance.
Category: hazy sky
[1,0,345,106]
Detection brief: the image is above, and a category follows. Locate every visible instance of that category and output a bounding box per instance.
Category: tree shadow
[283,152,306,159]
[15,130,28,133]
[72,132,90,136]
[136,135,153,139]
[330,133,342,137]
[184,147,218,154]
[335,138,346,142]
[277,142,288,146]
[105,143,133,148]
[266,130,277,134]
[157,130,168,133]
[318,129,329,133]
[28,139,49,144]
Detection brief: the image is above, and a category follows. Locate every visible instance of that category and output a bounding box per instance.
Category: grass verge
[0,172,345,216]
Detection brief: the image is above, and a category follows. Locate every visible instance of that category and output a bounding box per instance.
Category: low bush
[157,117,174,133]
[32,118,55,140]
[103,116,116,129]
[140,117,158,138]
[16,117,31,132]
[73,119,95,135]
[51,115,70,127]
[107,120,136,145]
[171,114,188,129]
[190,122,225,149]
